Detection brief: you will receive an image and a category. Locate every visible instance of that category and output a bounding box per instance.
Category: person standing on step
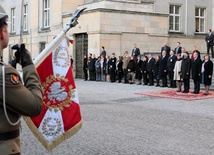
[147,53,155,86]
[154,55,161,87]
[174,53,183,92]
[181,51,191,93]
[200,54,213,95]
[167,50,177,88]
[191,51,202,94]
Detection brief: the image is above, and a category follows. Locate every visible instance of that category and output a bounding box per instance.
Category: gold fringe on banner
[23,116,82,151]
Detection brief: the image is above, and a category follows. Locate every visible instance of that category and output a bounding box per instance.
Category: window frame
[11,7,16,33]
[23,4,28,32]
[169,5,181,32]
[195,7,206,33]
[43,0,50,28]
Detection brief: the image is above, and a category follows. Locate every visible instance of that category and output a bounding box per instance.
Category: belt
[0,129,19,141]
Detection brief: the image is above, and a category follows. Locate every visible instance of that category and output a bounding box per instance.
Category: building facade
[1,0,213,77]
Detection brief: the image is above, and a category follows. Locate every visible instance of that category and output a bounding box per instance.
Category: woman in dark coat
[142,55,148,85]
[201,54,213,95]
[127,56,136,84]
[117,56,124,83]
[135,55,143,85]
[181,52,191,93]
[154,55,161,86]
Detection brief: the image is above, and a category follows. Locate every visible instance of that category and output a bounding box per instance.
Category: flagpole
[33,8,86,68]
[20,0,24,44]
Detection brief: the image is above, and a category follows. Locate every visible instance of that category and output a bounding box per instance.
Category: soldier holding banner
[0,5,43,154]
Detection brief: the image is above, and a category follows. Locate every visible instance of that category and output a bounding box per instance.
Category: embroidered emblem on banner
[54,45,70,68]
[42,117,62,138]
[43,74,75,112]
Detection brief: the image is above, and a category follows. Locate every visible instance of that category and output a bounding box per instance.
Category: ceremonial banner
[24,38,82,151]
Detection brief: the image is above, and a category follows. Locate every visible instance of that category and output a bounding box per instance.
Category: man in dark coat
[161,42,171,57]
[174,42,182,55]
[88,54,96,81]
[100,46,106,58]
[131,43,140,63]
[167,50,177,88]
[191,51,202,94]
[83,55,88,81]
[181,52,191,93]
[159,51,168,87]
[109,53,117,82]
[205,29,214,58]
[147,53,155,86]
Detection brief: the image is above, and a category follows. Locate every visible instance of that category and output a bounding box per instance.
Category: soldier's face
[0,25,9,49]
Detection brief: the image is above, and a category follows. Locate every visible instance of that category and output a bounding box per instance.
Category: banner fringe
[23,116,82,151]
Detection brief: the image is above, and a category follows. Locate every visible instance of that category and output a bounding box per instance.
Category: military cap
[0,5,8,28]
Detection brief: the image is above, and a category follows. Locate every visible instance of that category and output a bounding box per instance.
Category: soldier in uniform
[0,5,43,154]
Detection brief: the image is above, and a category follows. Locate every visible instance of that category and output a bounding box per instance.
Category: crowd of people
[83,30,214,95]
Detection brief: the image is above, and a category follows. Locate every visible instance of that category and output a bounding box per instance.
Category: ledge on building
[194,32,206,36]
[9,32,16,36]
[38,27,51,33]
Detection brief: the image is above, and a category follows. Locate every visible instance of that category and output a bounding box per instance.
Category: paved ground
[20,79,214,155]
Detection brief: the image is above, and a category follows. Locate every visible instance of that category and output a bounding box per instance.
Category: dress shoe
[155,85,160,87]
[204,93,208,95]
[176,90,181,92]
[191,91,196,94]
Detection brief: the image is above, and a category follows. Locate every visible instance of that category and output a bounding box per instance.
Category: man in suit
[88,54,96,81]
[131,43,140,63]
[83,55,88,81]
[0,5,43,154]
[191,51,202,94]
[161,42,171,57]
[174,42,182,55]
[147,53,155,86]
[100,46,106,58]
[167,50,177,88]
[181,52,191,93]
[205,29,214,58]
[159,51,168,87]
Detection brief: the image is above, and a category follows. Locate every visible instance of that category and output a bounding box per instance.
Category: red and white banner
[24,38,82,151]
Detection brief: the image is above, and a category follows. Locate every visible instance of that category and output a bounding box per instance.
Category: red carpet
[135,89,214,101]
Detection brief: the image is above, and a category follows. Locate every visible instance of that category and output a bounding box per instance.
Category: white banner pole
[33,8,86,68]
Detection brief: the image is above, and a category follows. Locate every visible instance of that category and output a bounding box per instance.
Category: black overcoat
[181,57,191,79]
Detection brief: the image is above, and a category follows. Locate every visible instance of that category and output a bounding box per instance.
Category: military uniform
[0,63,43,154]
[0,5,43,154]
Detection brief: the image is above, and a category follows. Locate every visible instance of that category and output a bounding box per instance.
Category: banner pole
[33,8,86,68]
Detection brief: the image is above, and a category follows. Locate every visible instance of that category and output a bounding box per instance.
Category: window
[40,42,46,53]
[23,4,28,31]
[169,5,180,32]
[11,8,15,33]
[43,0,50,28]
[195,8,205,33]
